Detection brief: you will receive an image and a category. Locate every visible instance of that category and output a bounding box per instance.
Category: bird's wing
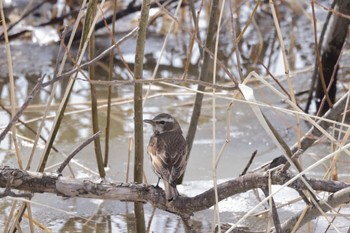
[147,136,169,179]
[164,132,188,184]
[147,132,188,185]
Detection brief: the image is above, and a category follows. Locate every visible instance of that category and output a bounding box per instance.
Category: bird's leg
[156,177,161,187]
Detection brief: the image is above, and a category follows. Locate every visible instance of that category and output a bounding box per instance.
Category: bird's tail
[163,182,179,202]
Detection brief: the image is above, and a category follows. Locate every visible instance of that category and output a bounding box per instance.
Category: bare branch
[1,166,348,218]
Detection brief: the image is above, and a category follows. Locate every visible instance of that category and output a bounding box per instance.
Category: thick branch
[0,166,348,217]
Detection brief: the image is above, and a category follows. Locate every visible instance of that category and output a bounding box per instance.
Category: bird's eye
[159,121,165,124]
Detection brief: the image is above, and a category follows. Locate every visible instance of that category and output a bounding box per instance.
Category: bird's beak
[143,119,154,125]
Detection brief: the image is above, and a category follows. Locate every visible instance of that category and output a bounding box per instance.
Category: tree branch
[1,166,348,219]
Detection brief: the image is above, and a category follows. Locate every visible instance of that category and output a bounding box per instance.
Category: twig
[236,0,260,43]
[56,131,102,174]
[239,150,257,176]
[260,62,291,101]
[0,75,45,143]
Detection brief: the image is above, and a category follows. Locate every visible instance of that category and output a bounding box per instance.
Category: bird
[144,113,188,202]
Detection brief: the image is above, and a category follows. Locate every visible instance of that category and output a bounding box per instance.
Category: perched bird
[144,113,188,201]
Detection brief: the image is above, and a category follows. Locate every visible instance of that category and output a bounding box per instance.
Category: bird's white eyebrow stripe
[155,118,174,122]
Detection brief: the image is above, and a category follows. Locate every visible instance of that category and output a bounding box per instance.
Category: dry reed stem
[211,0,228,231]
[270,0,302,149]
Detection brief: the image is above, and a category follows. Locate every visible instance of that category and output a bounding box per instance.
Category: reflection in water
[47,200,208,232]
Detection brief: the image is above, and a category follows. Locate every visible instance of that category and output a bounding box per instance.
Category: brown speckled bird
[144,113,188,201]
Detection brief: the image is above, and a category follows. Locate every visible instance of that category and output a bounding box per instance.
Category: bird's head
[144,113,182,134]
